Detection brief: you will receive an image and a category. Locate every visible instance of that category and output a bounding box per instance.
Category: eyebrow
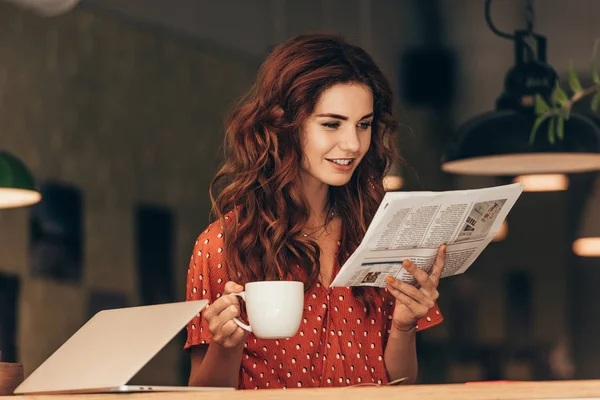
[315,112,374,120]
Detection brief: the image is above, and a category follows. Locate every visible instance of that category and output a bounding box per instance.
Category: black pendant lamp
[441,1,600,176]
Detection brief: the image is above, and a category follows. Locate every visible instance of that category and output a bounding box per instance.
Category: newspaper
[330,183,523,288]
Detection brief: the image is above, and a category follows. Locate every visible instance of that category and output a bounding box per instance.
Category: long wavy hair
[210,33,400,306]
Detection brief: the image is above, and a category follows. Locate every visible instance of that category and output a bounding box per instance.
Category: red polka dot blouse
[185,219,443,389]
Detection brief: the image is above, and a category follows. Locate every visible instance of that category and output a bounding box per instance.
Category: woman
[185,33,445,389]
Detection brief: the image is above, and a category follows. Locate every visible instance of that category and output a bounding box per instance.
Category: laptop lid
[14,300,208,394]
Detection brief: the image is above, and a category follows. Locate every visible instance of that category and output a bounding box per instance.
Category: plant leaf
[557,115,565,140]
[553,82,570,107]
[592,91,600,113]
[535,94,550,115]
[556,106,571,120]
[568,60,582,93]
[560,104,572,120]
[548,117,556,145]
[592,38,600,85]
[530,113,550,144]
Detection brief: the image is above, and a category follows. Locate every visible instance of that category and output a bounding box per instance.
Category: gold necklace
[302,224,329,240]
[302,208,336,240]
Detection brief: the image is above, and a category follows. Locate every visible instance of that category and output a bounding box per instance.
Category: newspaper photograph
[330,183,523,288]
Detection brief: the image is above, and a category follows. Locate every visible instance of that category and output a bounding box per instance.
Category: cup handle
[230,292,252,332]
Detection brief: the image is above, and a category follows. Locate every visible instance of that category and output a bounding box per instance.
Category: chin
[323,176,354,187]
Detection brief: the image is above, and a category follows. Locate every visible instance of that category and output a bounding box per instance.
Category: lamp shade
[443,30,600,176]
[441,110,600,176]
[0,151,41,209]
[573,176,600,257]
[513,173,569,192]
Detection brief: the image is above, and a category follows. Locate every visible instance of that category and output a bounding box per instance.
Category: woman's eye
[322,122,340,129]
[358,121,372,130]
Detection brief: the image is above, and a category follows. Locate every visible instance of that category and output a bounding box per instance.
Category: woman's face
[300,83,373,188]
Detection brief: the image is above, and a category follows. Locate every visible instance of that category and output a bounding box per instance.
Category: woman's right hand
[202,281,248,348]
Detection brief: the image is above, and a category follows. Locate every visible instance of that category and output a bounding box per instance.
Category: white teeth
[330,159,352,165]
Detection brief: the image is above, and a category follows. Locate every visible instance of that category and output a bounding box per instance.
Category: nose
[339,127,361,153]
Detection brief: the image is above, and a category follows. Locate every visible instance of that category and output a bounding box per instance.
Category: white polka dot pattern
[184,216,444,389]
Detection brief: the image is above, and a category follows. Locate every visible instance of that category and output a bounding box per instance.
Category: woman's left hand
[385,245,446,332]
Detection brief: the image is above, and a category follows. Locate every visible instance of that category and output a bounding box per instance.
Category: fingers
[202,281,248,347]
[402,259,435,292]
[386,283,430,317]
[215,308,248,348]
[387,251,445,322]
[223,281,244,295]
[402,245,446,291]
[203,287,241,321]
[429,245,447,285]
[219,319,242,338]
[386,275,437,311]
[214,321,248,348]
[207,302,239,332]
[228,324,248,343]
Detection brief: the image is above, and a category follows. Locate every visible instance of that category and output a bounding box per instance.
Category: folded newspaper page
[330,183,523,288]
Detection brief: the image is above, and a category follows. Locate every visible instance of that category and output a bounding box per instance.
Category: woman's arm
[383,246,446,383]
[383,326,418,383]
[188,343,244,388]
[188,281,248,388]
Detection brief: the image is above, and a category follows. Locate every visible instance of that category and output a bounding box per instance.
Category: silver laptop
[14,300,233,394]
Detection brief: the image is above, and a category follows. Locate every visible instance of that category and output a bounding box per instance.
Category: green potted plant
[531,39,600,144]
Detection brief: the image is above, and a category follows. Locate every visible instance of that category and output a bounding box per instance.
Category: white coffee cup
[231,281,304,339]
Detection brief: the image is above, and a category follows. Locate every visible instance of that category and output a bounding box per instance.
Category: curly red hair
[209,33,400,305]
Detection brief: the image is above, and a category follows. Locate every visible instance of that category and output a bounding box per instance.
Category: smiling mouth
[326,158,355,166]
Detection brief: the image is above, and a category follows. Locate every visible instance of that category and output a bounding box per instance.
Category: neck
[299,173,330,227]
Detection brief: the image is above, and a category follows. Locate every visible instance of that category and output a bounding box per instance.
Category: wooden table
[3,380,600,400]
